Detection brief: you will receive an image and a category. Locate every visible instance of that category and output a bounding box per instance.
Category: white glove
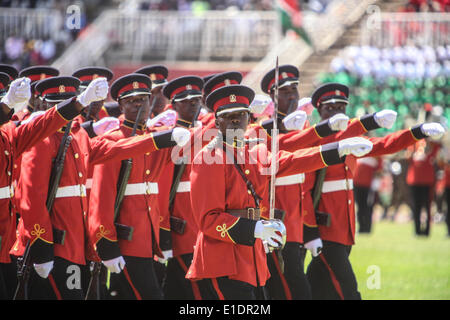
[282,110,307,131]
[157,250,173,264]
[102,256,126,274]
[1,77,31,110]
[421,122,445,140]
[172,127,191,147]
[33,260,54,279]
[77,77,109,107]
[338,137,373,157]
[92,116,120,135]
[304,238,323,257]
[374,110,397,129]
[249,94,271,115]
[21,110,46,125]
[146,109,177,128]
[254,219,287,249]
[328,113,349,131]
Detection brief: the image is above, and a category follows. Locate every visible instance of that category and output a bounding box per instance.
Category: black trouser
[206,277,266,300]
[409,185,432,236]
[306,240,361,300]
[108,255,163,300]
[265,242,311,300]
[0,258,17,299]
[354,186,375,233]
[163,253,211,300]
[29,257,85,300]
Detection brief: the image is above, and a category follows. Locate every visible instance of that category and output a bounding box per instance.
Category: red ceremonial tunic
[0,104,76,263]
[406,140,440,187]
[186,137,341,287]
[88,122,173,260]
[12,121,164,265]
[303,127,425,245]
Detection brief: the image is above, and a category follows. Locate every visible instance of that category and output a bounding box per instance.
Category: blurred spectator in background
[353,156,384,233]
[406,138,441,236]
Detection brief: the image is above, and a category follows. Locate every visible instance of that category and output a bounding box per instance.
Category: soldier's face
[119,94,151,124]
[270,84,299,116]
[317,102,347,120]
[173,97,202,124]
[87,100,104,120]
[149,86,167,116]
[30,95,42,111]
[216,110,249,139]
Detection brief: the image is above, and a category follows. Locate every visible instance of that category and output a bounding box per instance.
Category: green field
[304,219,450,300]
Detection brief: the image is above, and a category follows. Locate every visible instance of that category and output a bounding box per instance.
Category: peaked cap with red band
[134,65,169,90]
[72,66,114,89]
[202,73,217,85]
[19,65,59,83]
[36,76,80,103]
[0,64,18,81]
[0,72,10,97]
[203,71,243,98]
[311,82,349,108]
[110,73,152,101]
[163,75,203,102]
[260,64,299,94]
[206,84,255,117]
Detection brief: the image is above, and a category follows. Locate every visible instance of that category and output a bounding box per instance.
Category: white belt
[176,181,191,193]
[85,178,93,190]
[275,173,305,186]
[0,185,14,199]
[124,182,159,196]
[55,184,87,198]
[321,179,353,193]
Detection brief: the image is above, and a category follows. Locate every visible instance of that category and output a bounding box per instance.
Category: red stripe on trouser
[271,251,292,300]
[319,254,344,300]
[211,278,225,300]
[176,256,202,300]
[123,267,142,300]
[48,274,62,300]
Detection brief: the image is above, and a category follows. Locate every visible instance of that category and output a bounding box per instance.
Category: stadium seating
[315,45,450,135]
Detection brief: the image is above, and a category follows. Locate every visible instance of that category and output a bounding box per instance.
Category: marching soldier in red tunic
[135,64,169,119]
[0,75,89,299]
[303,83,446,300]
[160,73,245,299]
[186,84,374,300]
[87,73,191,300]
[12,74,187,300]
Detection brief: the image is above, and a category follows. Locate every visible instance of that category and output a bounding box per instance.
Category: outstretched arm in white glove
[1,77,31,111]
[92,116,120,136]
[327,113,349,131]
[374,110,397,129]
[282,110,307,131]
[77,77,109,107]
[338,137,373,158]
[172,127,191,147]
[421,122,445,140]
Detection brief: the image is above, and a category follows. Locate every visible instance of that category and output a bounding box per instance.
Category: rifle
[85,108,145,300]
[113,107,145,240]
[312,168,331,227]
[168,161,187,235]
[13,121,73,300]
